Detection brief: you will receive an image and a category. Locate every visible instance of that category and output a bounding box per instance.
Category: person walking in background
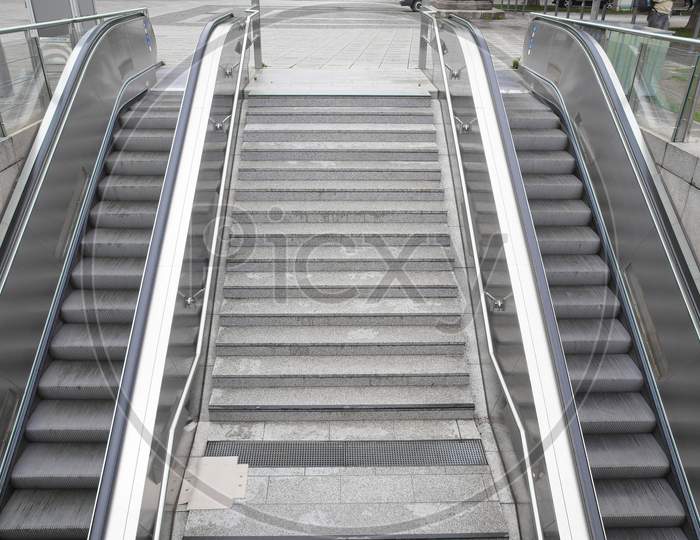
[648,0,673,28]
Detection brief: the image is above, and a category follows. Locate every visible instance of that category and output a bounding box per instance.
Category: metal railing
[420,10,605,540]
[0,8,148,138]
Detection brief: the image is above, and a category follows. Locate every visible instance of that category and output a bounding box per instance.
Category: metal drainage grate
[204,439,486,467]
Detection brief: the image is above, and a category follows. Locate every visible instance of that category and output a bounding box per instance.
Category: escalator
[0,9,195,539]
[501,91,688,536]
[0,90,180,538]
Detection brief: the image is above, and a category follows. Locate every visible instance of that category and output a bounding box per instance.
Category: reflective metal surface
[0,9,147,138]
[0,9,156,505]
[523,13,700,523]
[533,14,700,143]
[421,11,602,540]
[93,11,257,539]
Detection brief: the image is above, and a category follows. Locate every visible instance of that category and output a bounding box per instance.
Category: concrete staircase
[210,95,474,423]
[183,94,509,538]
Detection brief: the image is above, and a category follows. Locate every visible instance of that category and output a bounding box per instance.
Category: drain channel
[204,439,486,467]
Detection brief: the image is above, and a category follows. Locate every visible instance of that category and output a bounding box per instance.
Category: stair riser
[233,190,445,201]
[212,373,470,388]
[246,114,434,124]
[537,238,601,256]
[208,407,474,422]
[99,181,218,202]
[246,97,431,107]
[83,244,209,260]
[518,159,576,176]
[49,345,126,362]
[561,340,631,355]
[242,151,438,162]
[237,169,442,181]
[38,386,118,400]
[223,287,458,299]
[220,314,463,326]
[512,138,568,152]
[244,131,435,143]
[229,211,447,224]
[226,261,454,271]
[106,161,168,176]
[229,234,451,247]
[25,429,110,443]
[216,344,465,356]
[89,213,155,229]
[10,476,100,490]
[114,138,224,152]
[61,309,197,325]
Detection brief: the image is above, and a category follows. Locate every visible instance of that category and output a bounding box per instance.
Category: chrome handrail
[0,8,147,36]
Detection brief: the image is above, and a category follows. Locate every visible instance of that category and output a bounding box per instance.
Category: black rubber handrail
[88,11,237,539]
[0,9,148,287]
[445,14,608,539]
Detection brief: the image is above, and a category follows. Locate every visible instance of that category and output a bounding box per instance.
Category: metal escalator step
[577,392,656,433]
[105,150,170,175]
[523,174,583,199]
[530,199,591,226]
[11,443,104,489]
[536,226,601,255]
[81,228,151,258]
[119,110,179,129]
[25,400,114,442]
[515,151,576,175]
[71,257,204,291]
[550,286,620,319]
[0,489,94,538]
[89,201,157,229]
[542,255,610,285]
[50,323,130,360]
[99,175,218,201]
[61,290,137,324]
[567,354,642,392]
[38,360,121,399]
[606,527,689,540]
[558,318,631,354]
[597,478,686,528]
[71,257,145,289]
[512,128,569,151]
[586,434,670,479]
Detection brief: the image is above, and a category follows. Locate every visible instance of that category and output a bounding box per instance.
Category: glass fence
[531,15,700,143]
[0,10,143,138]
